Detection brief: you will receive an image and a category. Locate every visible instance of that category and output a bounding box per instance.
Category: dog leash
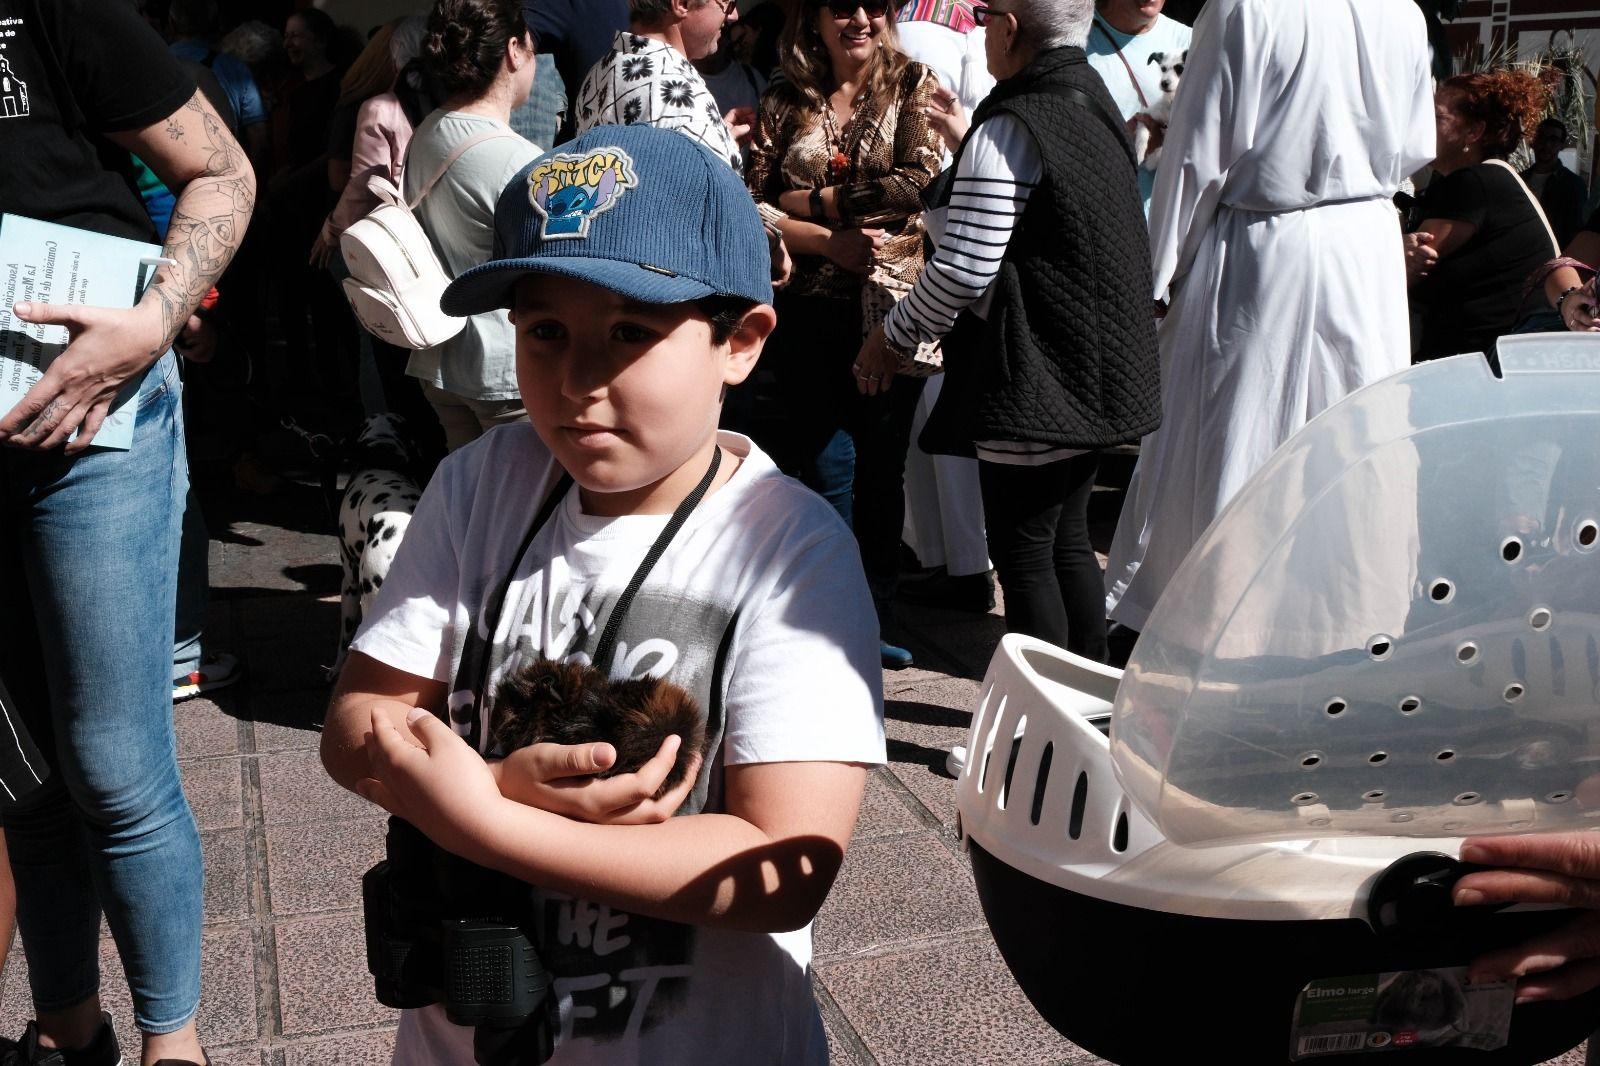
[466,447,724,749]
[1092,16,1150,111]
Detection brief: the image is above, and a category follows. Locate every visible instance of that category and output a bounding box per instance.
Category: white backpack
[339,128,517,350]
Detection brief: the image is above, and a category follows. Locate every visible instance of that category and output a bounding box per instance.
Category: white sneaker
[945,744,968,777]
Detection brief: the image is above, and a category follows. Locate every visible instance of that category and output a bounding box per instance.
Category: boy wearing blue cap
[320,124,885,1064]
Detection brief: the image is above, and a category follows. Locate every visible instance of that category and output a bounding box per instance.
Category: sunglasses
[814,0,892,18]
[972,4,1008,26]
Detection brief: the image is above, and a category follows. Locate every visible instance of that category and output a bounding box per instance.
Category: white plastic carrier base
[954,341,1600,1065]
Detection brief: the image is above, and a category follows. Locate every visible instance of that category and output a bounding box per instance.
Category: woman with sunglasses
[853,0,1161,664]
[745,0,943,669]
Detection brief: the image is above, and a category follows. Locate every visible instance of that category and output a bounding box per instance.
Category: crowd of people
[6,0,1600,1063]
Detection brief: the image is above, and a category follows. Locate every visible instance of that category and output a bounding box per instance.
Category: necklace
[822,86,867,183]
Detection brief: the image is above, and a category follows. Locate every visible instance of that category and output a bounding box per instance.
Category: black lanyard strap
[592,446,722,672]
[473,446,725,713]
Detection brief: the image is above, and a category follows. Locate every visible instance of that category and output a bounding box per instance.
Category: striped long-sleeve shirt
[883,114,1082,466]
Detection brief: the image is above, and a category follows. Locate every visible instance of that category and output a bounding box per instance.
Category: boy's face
[511,274,770,507]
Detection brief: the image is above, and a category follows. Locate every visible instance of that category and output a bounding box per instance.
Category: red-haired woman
[1406,70,1560,361]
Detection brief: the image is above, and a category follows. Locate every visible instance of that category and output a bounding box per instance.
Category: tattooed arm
[0,90,255,452]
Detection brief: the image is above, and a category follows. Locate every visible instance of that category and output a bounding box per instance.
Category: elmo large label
[1289,968,1512,1059]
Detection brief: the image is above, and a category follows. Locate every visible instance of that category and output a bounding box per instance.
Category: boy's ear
[721,304,777,389]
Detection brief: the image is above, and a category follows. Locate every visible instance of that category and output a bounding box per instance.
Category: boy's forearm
[321,695,419,793]
[462,800,843,934]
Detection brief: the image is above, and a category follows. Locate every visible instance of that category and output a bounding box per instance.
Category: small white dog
[1134,49,1187,172]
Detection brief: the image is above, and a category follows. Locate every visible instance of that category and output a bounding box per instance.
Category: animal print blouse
[747,60,944,301]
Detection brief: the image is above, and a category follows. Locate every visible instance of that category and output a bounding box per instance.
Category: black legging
[979,452,1106,662]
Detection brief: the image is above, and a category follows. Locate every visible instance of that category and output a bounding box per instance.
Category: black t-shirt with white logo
[0,0,193,242]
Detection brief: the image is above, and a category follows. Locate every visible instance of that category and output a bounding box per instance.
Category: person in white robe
[1102,0,1436,632]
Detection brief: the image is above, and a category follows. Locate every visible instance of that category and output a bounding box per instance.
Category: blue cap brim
[442,255,719,317]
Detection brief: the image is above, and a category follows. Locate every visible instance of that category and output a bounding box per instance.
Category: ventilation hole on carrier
[1391,812,1415,824]
[1111,810,1130,853]
[1367,635,1394,661]
[1530,607,1554,632]
[1547,790,1574,804]
[1436,749,1456,763]
[1068,771,1088,841]
[1579,520,1600,551]
[1429,579,1455,603]
[1504,682,1526,703]
[1363,789,1387,802]
[1399,696,1422,715]
[1028,743,1053,827]
[1502,537,1524,563]
[1299,752,1323,770]
[998,721,1026,810]
[1292,791,1320,806]
[1454,791,1482,806]
[1456,642,1480,666]
[1325,698,1348,717]
[1368,751,1389,766]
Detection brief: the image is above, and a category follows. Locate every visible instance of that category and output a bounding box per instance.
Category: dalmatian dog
[332,414,423,677]
[1135,49,1187,172]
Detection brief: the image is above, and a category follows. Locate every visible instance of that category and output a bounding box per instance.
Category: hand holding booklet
[0,214,167,452]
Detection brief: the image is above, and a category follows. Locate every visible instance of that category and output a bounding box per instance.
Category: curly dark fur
[489,659,708,799]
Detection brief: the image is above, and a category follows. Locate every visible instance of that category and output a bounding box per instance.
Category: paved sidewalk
[0,465,1588,1065]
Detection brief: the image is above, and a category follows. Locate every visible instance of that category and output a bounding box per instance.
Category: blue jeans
[0,352,203,1034]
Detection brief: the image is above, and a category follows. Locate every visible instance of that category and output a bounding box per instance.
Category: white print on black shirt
[0,53,28,118]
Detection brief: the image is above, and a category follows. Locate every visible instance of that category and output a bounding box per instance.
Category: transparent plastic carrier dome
[954,340,1600,1066]
[1112,337,1600,847]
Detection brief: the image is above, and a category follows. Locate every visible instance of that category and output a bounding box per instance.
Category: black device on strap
[469,447,724,737]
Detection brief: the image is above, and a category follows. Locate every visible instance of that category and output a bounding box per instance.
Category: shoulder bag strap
[1092,16,1150,111]
[407,126,521,210]
[1485,158,1561,257]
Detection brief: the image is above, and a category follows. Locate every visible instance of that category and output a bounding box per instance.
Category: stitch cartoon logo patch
[527,148,638,240]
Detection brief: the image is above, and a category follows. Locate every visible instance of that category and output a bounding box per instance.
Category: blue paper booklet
[0,214,165,452]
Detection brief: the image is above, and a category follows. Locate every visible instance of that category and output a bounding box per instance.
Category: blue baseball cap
[441,124,774,316]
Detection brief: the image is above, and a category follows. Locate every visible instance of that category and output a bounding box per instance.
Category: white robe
[1103,0,1436,630]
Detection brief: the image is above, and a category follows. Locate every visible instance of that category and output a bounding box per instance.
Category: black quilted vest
[921,47,1162,455]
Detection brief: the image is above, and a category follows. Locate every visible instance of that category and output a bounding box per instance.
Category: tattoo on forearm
[144,92,256,361]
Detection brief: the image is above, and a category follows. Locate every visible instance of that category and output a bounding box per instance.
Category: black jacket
[921,47,1161,456]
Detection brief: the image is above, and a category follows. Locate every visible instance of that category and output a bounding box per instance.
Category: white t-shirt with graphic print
[351,423,885,1066]
[574,31,744,174]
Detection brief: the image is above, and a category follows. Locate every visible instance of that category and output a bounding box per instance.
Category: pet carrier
[956,339,1600,1064]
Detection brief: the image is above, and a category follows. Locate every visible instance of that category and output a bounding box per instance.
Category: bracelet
[809,187,825,221]
[1555,285,1584,317]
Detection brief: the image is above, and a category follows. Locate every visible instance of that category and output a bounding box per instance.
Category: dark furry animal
[490,659,709,799]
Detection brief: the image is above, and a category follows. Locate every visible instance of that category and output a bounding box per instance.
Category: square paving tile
[275,914,398,1037]
[818,934,1095,1066]
[184,758,245,831]
[883,699,972,832]
[207,1046,264,1066]
[252,719,324,755]
[813,832,983,960]
[176,701,242,761]
[265,817,386,916]
[853,770,925,842]
[201,827,252,925]
[0,925,258,1048]
[258,751,374,826]
[244,639,337,695]
[282,1027,397,1065]
[249,687,330,736]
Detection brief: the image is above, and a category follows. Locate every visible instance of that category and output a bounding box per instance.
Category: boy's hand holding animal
[489,735,701,825]
[358,707,511,861]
